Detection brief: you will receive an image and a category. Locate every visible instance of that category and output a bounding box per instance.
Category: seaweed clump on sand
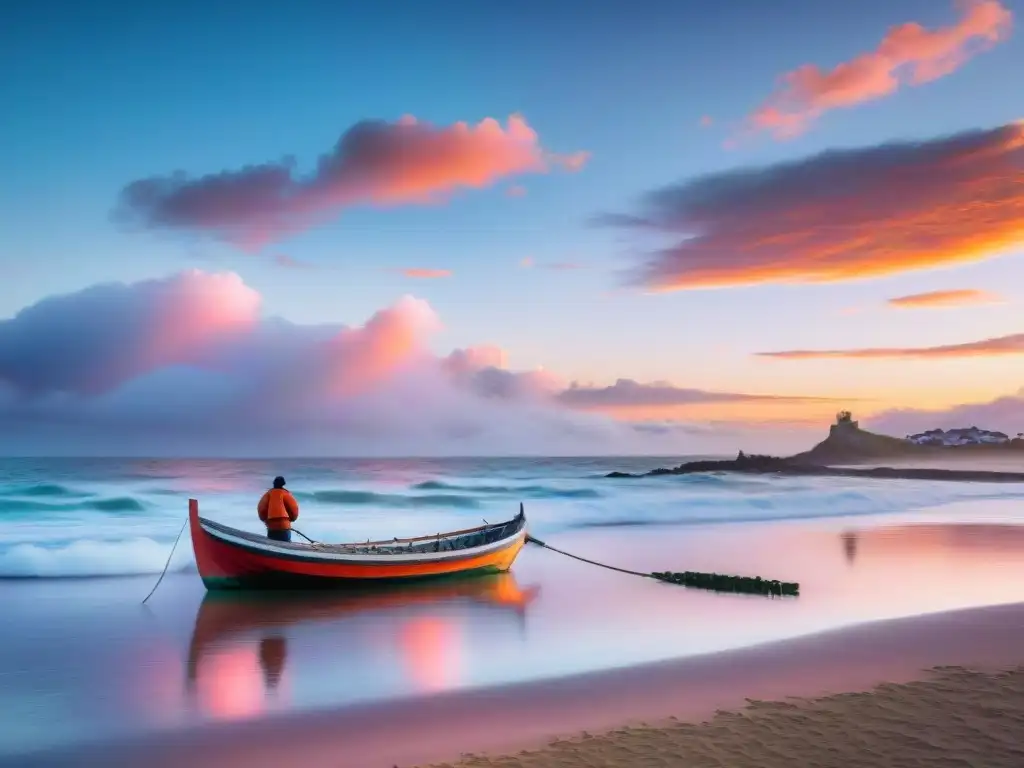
[651,570,800,597]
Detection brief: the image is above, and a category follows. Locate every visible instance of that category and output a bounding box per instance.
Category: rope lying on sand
[141,517,189,604]
[524,534,799,597]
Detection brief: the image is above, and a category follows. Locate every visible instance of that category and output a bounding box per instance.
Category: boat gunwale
[193,505,527,566]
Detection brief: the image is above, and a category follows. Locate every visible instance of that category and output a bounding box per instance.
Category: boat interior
[200,506,527,556]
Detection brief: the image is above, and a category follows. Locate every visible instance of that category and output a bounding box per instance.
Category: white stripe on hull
[200,521,524,564]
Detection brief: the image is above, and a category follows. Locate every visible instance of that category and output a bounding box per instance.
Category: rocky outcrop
[607,457,1024,483]
[606,417,1024,482]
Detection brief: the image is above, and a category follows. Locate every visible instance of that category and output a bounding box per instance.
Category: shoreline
[14,600,1024,768]
[608,456,1024,482]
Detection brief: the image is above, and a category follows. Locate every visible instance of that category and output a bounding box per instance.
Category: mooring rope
[525,534,652,579]
[142,516,189,604]
[289,528,321,546]
[525,533,799,597]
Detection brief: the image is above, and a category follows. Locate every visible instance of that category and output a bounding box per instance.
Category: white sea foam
[0,537,195,578]
[2,457,1024,577]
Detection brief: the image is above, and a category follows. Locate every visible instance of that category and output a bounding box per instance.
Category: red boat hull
[188,499,527,590]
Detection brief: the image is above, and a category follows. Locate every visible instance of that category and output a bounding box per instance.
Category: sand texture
[429,665,1024,768]
[12,602,1024,768]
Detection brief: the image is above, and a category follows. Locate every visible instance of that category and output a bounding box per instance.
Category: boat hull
[188,499,527,591]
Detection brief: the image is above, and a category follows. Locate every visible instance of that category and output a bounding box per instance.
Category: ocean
[6,456,1024,760]
[4,455,1024,578]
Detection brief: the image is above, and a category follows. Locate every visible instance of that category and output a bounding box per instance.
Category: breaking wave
[0,537,194,579]
[300,489,481,509]
[411,480,600,499]
[3,456,1024,578]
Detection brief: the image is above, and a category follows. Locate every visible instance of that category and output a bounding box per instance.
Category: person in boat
[257,476,300,542]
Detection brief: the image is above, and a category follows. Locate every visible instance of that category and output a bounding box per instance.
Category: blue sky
[1,0,1022,444]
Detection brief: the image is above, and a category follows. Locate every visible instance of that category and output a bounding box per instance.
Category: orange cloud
[557,379,851,425]
[399,268,452,279]
[603,121,1024,290]
[117,114,587,249]
[749,0,1012,138]
[887,288,1003,308]
[757,332,1024,360]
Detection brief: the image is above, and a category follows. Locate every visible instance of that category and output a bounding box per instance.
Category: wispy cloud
[887,288,1003,308]
[273,253,314,269]
[398,268,452,279]
[557,378,843,408]
[757,332,1024,360]
[506,184,528,197]
[748,0,1012,139]
[116,114,588,250]
[601,121,1024,290]
[541,262,586,271]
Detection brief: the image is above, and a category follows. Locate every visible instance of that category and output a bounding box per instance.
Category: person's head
[272,476,286,489]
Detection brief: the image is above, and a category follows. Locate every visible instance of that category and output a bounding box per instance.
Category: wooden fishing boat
[188,498,528,591]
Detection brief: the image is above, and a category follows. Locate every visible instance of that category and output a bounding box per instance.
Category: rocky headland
[608,415,1024,482]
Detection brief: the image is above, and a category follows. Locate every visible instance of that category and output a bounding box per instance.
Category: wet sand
[14,601,1024,768]
[425,664,1024,768]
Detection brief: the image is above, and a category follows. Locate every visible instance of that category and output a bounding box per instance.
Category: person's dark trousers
[267,529,292,542]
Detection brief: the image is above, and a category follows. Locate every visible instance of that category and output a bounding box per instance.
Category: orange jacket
[258,488,299,530]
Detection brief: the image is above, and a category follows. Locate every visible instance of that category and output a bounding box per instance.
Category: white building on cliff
[906,427,1010,446]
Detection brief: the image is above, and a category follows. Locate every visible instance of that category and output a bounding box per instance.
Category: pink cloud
[0,270,259,396]
[506,185,528,197]
[0,272,873,456]
[748,1,1012,139]
[699,115,714,128]
[886,288,1003,308]
[116,114,587,250]
[398,268,452,279]
[0,271,712,455]
[757,332,1024,360]
[553,151,591,172]
[602,121,1024,290]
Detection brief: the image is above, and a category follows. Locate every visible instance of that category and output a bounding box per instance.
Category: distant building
[832,410,859,431]
[905,426,1009,446]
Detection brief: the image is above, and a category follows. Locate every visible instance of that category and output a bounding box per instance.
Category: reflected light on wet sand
[183,573,538,724]
[193,645,273,721]
[399,616,463,692]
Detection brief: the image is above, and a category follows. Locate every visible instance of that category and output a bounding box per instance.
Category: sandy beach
[4,457,1024,766]
[12,600,1024,768]
[424,663,1024,767]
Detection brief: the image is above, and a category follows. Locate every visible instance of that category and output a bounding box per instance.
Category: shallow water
[3,456,1024,577]
[4,457,1024,758]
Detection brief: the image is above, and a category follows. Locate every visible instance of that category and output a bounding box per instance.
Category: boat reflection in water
[184,573,540,721]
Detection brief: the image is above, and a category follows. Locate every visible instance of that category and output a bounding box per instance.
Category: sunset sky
[1,0,1022,455]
